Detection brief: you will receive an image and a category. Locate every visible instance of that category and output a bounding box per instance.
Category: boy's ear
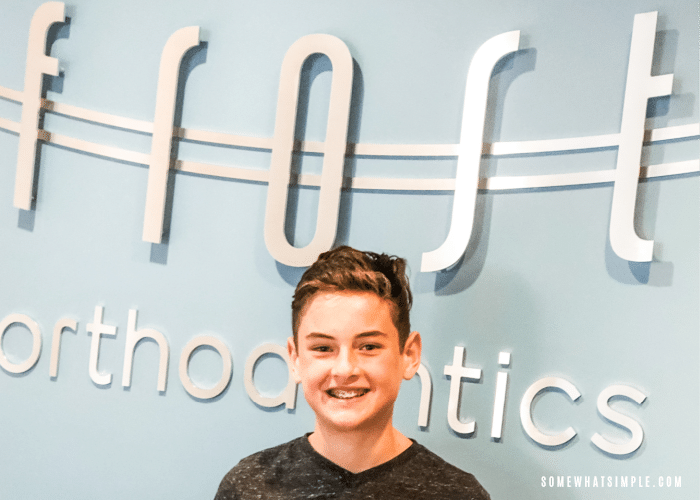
[402,331,422,380]
[287,336,302,384]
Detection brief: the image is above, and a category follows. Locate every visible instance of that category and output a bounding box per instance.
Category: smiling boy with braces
[215,246,490,499]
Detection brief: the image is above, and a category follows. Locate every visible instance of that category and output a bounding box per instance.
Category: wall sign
[0,1,696,498]
[3,3,699,268]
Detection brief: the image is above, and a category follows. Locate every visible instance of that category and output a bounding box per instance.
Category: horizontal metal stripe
[172,158,699,190]
[648,123,700,142]
[42,99,153,133]
[176,127,272,149]
[2,85,699,156]
[176,160,269,182]
[0,85,697,191]
[46,130,151,164]
[0,86,22,103]
[0,116,20,133]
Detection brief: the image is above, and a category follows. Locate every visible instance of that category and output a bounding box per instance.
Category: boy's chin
[319,419,377,434]
[315,408,394,434]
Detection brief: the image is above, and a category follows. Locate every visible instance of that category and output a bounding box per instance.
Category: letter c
[520,377,581,447]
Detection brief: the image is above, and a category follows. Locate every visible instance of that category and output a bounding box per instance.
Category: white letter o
[179,335,232,400]
[0,313,42,374]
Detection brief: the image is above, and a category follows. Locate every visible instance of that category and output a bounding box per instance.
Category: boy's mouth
[326,388,369,399]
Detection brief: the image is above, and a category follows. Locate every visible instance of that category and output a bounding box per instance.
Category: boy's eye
[360,344,381,351]
[311,345,332,352]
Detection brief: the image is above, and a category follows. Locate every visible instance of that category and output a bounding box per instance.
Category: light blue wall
[0,1,697,499]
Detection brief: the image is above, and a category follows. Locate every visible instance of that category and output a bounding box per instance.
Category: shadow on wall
[482,47,537,155]
[650,27,696,124]
[334,58,365,252]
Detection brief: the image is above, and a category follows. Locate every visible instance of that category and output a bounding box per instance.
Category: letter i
[491,351,510,440]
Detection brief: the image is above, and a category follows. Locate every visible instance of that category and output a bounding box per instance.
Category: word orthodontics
[1,307,646,456]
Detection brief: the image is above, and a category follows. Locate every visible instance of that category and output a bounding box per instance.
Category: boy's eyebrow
[303,331,388,340]
[305,333,335,340]
[355,331,388,339]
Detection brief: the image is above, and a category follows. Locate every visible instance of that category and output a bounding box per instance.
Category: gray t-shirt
[214,434,490,499]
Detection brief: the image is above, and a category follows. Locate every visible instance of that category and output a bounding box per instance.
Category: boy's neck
[308,423,412,474]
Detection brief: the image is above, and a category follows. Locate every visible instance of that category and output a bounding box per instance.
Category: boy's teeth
[328,389,368,399]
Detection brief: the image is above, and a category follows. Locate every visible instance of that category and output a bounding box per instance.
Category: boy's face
[288,291,421,434]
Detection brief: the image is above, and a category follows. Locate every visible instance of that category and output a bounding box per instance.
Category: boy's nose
[331,347,358,377]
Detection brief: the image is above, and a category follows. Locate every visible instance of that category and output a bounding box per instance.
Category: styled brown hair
[292,246,413,350]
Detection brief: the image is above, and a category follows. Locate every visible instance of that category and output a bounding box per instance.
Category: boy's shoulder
[214,436,316,500]
[229,435,308,476]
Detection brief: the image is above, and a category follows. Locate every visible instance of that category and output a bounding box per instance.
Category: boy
[215,246,490,499]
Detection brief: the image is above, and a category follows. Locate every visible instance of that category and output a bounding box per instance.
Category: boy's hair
[292,246,413,350]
